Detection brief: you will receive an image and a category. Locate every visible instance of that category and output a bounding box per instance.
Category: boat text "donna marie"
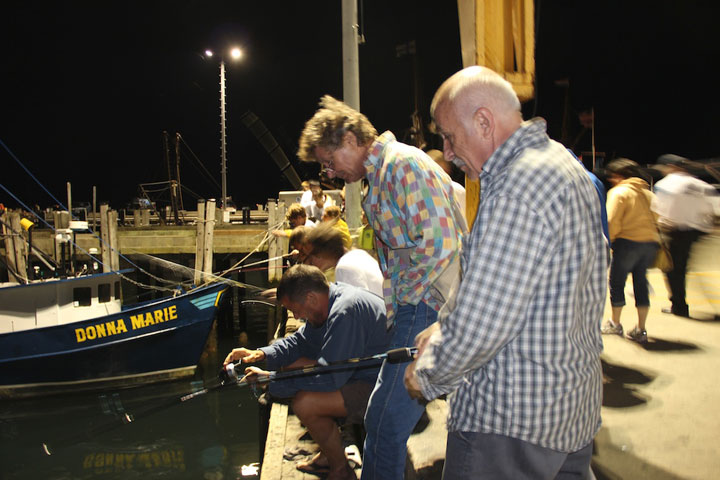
[75,305,178,343]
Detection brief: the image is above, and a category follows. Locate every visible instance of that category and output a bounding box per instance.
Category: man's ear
[343,130,359,147]
[305,291,318,307]
[473,107,494,138]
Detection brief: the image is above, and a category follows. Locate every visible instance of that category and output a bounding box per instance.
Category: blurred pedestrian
[601,158,659,343]
[652,154,719,317]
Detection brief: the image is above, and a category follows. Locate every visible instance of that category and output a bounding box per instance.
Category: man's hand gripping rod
[222,346,418,384]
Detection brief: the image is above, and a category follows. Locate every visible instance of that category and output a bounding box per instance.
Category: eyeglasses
[318,152,336,175]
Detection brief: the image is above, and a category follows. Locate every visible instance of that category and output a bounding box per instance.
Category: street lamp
[205,47,243,209]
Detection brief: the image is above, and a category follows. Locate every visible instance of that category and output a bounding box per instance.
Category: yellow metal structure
[457,0,535,225]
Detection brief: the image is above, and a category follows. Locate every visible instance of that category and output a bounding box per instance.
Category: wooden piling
[194,200,206,285]
[266,200,283,284]
[99,205,119,272]
[109,209,119,271]
[202,200,216,283]
[100,205,111,271]
[193,200,216,285]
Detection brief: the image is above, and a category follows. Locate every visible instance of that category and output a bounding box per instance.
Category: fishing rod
[41,346,416,456]
[222,346,418,384]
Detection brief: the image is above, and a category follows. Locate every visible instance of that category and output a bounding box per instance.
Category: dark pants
[665,229,704,316]
[442,431,595,480]
[609,239,658,308]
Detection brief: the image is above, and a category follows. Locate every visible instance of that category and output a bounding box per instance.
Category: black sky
[3,1,719,210]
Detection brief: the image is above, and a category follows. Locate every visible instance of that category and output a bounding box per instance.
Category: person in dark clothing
[223,264,391,480]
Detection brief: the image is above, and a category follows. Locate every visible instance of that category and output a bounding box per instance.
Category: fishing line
[40,347,416,455]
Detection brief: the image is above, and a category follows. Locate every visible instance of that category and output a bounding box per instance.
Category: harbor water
[0,284,272,480]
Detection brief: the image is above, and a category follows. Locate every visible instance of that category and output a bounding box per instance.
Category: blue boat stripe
[190,292,221,310]
[0,326,180,364]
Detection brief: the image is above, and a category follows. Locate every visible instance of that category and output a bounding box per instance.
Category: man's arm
[259,323,319,370]
[263,306,378,394]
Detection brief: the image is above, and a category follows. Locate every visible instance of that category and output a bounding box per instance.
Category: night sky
[3,1,719,211]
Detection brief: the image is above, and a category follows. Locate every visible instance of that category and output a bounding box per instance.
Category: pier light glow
[205,49,213,58]
[231,47,242,59]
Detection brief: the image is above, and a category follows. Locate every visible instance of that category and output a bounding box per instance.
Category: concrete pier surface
[593,231,720,479]
[261,231,720,479]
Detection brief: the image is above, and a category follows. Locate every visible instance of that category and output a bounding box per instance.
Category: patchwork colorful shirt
[362,131,464,321]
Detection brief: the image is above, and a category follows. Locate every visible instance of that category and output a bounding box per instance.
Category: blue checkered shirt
[415,118,608,452]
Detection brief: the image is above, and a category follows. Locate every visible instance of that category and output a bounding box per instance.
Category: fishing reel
[218,362,266,399]
[218,362,242,384]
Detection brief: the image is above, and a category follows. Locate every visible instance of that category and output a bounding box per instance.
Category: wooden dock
[1,201,289,285]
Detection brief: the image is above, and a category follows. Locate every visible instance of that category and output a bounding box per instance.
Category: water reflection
[0,338,261,480]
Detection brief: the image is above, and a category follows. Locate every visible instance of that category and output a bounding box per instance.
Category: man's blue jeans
[362,302,437,480]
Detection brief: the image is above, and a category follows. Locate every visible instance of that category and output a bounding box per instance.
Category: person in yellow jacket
[602,158,660,343]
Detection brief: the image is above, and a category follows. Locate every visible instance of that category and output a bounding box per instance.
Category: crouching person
[224,264,391,480]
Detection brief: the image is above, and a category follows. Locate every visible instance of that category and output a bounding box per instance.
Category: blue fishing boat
[0,270,227,398]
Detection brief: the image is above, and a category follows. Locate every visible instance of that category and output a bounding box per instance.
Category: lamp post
[205,47,243,209]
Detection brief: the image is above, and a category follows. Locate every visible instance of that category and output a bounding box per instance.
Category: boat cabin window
[73,287,92,307]
[98,283,111,303]
[114,281,121,300]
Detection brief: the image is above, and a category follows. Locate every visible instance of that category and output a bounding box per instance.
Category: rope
[1,139,72,216]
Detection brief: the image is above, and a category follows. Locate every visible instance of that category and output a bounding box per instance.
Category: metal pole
[220,60,228,209]
[342,0,363,234]
[342,0,360,110]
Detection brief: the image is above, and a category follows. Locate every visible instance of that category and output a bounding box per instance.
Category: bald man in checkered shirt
[406,66,607,479]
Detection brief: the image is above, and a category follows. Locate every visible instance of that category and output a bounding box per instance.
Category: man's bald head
[431,66,521,125]
[430,67,523,177]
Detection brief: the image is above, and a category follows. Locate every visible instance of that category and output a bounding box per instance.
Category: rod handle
[386,347,417,363]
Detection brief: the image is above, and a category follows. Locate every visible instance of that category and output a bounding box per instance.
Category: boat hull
[0,283,227,396]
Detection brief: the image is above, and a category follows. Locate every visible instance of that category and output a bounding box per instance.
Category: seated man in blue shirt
[224,264,391,480]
